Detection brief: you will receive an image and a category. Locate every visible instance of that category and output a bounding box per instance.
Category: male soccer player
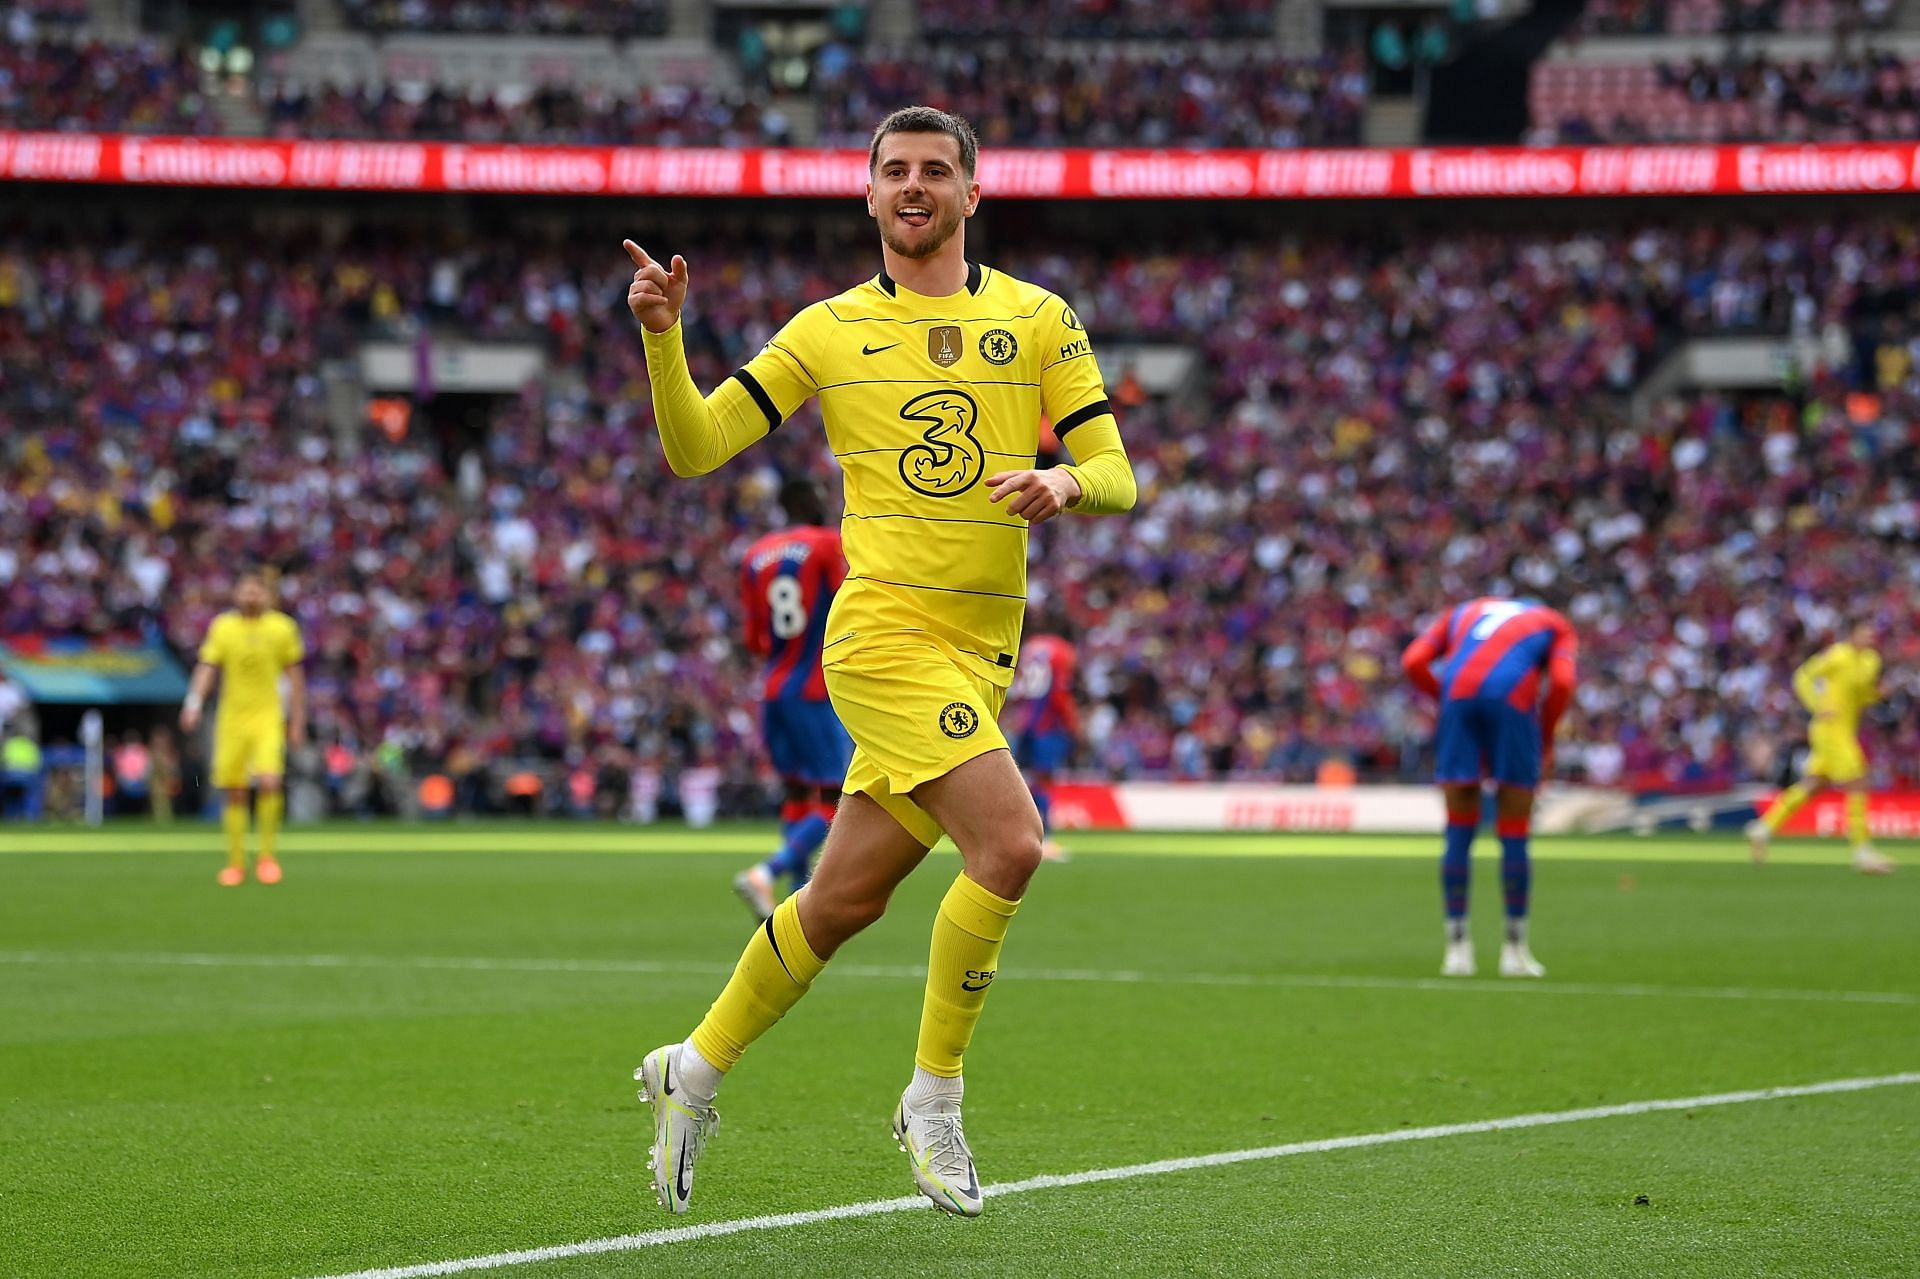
[733,478,855,921]
[1747,621,1894,874]
[179,570,306,886]
[1005,624,1079,862]
[1401,597,1577,979]
[624,105,1135,1218]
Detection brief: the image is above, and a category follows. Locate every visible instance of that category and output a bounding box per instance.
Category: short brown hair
[868,106,978,179]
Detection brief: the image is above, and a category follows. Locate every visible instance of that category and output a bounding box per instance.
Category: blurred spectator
[111,731,150,815]
[2,726,43,819]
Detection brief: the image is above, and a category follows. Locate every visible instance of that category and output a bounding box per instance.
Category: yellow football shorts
[826,639,1010,848]
[1806,722,1866,784]
[211,715,287,789]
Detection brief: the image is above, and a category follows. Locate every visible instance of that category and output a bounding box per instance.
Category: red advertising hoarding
[6,134,1920,199]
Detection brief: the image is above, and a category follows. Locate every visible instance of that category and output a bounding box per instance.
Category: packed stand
[813,48,1367,148]
[0,37,216,134]
[336,0,668,37]
[3,215,1918,817]
[1575,0,1890,35]
[5,0,88,35]
[919,0,1273,40]
[1530,51,1920,143]
[261,81,792,146]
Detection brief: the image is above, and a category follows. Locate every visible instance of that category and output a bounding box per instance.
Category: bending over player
[1402,597,1577,979]
[733,478,855,920]
[1747,622,1894,875]
[623,105,1135,1218]
[178,570,306,886]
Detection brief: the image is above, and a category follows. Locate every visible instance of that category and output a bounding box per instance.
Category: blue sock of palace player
[1498,817,1531,944]
[768,813,830,887]
[1030,783,1053,835]
[1441,811,1475,943]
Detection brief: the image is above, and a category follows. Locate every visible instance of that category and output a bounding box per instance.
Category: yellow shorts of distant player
[211,715,287,789]
[1806,722,1867,785]
[827,638,1010,848]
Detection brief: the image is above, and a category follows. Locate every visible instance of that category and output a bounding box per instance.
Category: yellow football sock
[222,801,249,870]
[257,791,284,861]
[688,893,825,1071]
[1763,781,1816,834]
[916,873,1020,1078]
[1847,792,1869,848]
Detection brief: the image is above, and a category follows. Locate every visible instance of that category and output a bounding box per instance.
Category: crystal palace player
[1401,597,1577,979]
[624,106,1135,1218]
[1005,624,1078,862]
[732,479,855,920]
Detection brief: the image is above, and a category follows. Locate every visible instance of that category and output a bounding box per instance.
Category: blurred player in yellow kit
[179,571,307,886]
[1747,621,1894,875]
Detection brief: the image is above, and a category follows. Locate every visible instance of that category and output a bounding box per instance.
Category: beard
[878,200,965,260]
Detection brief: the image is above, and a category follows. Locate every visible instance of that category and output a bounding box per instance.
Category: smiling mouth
[897,205,932,228]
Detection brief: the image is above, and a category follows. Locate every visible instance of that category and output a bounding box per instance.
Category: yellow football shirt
[720,263,1118,685]
[198,610,304,723]
[1793,641,1881,733]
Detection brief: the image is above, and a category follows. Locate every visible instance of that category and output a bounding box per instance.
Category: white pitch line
[307,1071,1920,1279]
[3,949,1917,1008]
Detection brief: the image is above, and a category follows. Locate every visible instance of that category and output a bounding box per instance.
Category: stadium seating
[1530,53,1920,143]
[336,0,670,37]
[917,0,1275,40]
[4,215,1916,808]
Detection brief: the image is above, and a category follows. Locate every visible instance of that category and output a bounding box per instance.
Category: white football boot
[635,1044,719,1216]
[732,865,775,922]
[1499,943,1547,978]
[1745,818,1771,865]
[893,1092,983,1216]
[1441,940,1476,977]
[1853,845,1896,876]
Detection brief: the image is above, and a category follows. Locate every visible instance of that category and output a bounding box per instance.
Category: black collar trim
[875,261,984,297]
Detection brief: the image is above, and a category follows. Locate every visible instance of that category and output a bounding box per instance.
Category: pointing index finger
[622,239,652,268]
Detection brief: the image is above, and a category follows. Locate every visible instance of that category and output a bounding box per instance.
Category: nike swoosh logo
[676,1140,692,1202]
[662,1057,675,1097]
[862,342,900,355]
[960,979,993,991]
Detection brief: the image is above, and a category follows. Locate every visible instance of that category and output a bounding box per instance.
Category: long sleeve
[1791,652,1825,714]
[1058,417,1136,515]
[641,322,776,478]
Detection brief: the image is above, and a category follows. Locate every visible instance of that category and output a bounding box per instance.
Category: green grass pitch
[3,824,1917,1278]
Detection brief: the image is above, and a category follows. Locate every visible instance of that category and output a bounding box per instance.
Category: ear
[964,179,981,217]
[865,180,877,219]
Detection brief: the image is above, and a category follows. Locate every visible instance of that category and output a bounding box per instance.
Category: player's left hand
[986,468,1081,524]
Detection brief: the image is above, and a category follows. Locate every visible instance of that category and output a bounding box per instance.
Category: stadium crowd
[0,36,215,135]
[916,0,1274,39]
[1540,52,1920,144]
[811,49,1367,149]
[3,28,1362,148]
[3,214,1917,815]
[261,81,792,146]
[336,0,669,37]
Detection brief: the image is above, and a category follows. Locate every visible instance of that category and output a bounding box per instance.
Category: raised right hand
[623,239,689,334]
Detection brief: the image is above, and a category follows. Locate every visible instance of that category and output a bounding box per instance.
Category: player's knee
[972,826,1044,891]
[803,884,890,945]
